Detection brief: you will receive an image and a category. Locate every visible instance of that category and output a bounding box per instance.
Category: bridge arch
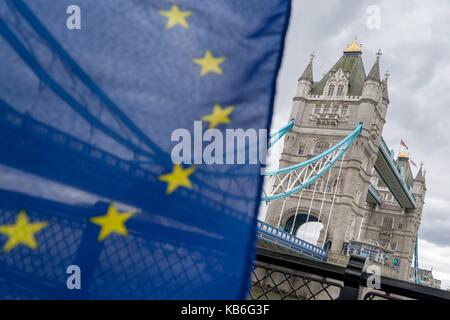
[284,213,319,235]
[279,207,330,246]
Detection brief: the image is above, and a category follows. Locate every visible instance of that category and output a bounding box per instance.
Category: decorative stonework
[370,122,381,140]
[310,103,349,127]
[323,69,349,99]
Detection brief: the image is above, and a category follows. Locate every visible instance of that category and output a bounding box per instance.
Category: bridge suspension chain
[261,123,362,202]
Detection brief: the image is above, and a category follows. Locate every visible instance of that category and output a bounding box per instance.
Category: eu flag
[0,0,291,299]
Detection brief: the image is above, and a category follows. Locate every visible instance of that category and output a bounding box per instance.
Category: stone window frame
[323,69,349,98]
[327,84,335,96]
[314,140,330,154]
[382,216,394,230]
[298,143,306,155]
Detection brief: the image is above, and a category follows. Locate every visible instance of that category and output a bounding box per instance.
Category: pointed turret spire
[366,49,382,81]
[415,162,426,182]
[299,52,314,82]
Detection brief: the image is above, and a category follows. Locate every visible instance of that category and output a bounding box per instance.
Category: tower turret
[382,71,390,103]
[362,50,383,103]
[290,52,315,121]
[366,49,381,81]
[413,163,427,208]
[295,52,314,97]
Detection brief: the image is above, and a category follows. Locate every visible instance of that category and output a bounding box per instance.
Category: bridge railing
[256,220,327,261]
[249,248,450,300]
[343,240,399,271]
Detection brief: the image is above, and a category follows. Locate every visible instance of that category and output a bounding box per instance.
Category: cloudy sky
[270,0,450,289]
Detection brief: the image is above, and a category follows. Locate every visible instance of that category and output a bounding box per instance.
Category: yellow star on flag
[0,210,48,253]
[159,5,192,29]
[159,164,196,194]
[90,203,135,241]
[202,104,234,128]
[193,50,225,76]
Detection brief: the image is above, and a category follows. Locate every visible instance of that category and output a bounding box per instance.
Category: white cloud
[419,239,450,290]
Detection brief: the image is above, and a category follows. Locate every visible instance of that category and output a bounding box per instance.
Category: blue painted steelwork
[377,137,416,208]
[261,123,363,202]
[264,123,362,176]
[268,119,294,149]
[257,220,328,261]
[195,119,295,179]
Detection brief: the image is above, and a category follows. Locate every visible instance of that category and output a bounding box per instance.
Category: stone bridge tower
[265,40,391,265]
[360,156,427,281]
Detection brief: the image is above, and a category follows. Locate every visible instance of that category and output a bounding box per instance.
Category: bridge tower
[265,40,390,265]
[361,155,427,281]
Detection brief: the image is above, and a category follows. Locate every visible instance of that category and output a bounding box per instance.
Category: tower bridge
[260,40,426,282]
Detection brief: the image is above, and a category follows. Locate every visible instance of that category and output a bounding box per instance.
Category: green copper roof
[311,52,366,96]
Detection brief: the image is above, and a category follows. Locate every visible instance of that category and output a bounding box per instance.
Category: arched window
[327,85,335,96]
[298,143,306,155]
[341,106,349,116]
[332,179,338,193]
[336,85,344,96]
[382,217,393,230]
[314,141,329,154]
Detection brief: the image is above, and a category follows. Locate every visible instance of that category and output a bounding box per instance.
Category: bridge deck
[367,183,382,205]
[374,137,416,209]
[256,220,327,261]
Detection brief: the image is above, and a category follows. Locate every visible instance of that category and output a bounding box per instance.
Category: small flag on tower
[400,139,409,149]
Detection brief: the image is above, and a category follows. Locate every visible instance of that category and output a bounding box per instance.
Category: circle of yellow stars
[0,3,242,254]
[158,3,237,195]
[0,204,136,253]
[0,4,244,253]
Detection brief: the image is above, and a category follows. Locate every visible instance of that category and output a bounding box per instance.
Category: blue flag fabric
[0,0,290,299]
